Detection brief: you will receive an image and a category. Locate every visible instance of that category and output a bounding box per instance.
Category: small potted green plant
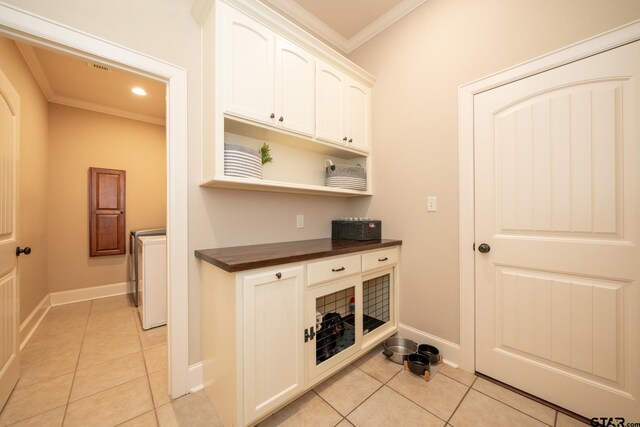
[260,143,273,165]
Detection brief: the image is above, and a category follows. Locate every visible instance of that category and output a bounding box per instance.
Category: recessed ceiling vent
[86,61,112,73]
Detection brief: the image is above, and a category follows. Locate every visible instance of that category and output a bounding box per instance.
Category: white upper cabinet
[275,37,315,136]
[346,80,371,153]
[223,5,275,125]
[222,4,315,137]
[316,61,346,144]
[316,60,370,153]
[204,0,375,196]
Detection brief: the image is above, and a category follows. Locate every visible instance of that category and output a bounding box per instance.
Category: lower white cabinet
[242,266,305,423]
[200,247,399,426]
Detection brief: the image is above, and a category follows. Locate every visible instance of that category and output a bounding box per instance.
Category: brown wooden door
[89,167,126,256]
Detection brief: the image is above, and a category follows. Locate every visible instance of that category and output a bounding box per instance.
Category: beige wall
[47,104,166,292]
[4,0,354,364]
[0,38,50,323]
[8,0,639,366]
[348,0,640,344]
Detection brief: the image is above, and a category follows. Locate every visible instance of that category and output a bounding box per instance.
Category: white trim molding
[261,0,425,53]
[188,362,204,393]
[0,3,190,400]
[19,294,50,351]
[398,323,462,368]
[49,282,129,306]
[458,19,640,373]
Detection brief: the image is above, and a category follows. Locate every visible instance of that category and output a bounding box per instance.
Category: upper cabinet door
[223,5,275,125]
[346,80,370,153]
[275,37,315,137]
[315,61,346,144]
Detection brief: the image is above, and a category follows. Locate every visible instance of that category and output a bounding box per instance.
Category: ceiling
[11,1,424,122]
[16,40,166,126]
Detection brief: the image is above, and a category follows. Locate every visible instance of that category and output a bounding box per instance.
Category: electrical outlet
[427,196,437,212]
[296,214,304,229]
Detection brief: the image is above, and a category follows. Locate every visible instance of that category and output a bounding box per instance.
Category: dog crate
[362,272,391,335]
[314,285,356,366]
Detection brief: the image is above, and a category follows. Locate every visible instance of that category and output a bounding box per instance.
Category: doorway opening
[0,3,189,399]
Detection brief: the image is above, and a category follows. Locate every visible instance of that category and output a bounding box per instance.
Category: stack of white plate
[224,144,262,179]
[325,176,367,191]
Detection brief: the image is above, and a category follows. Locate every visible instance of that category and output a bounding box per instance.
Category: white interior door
[475,41,640,420]
[0,65,20,410]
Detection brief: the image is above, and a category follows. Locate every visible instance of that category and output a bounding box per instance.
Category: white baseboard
[20,293,51,350]
[398,323,464,369]
[188,362,203,393]
[49,282,130,306]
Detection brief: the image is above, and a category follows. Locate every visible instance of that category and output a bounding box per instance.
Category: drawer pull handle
[332,267,346,272]
[275,272,282,279]
[378,257,389,262]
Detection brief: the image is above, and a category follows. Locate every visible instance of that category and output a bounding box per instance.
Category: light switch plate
[296,214,304,228]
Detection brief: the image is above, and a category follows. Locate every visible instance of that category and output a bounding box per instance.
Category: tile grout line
[1,303,91,426]
[335,362,454,425]
[313,364,388,422]
[445,374,477,425]
[61,299,94,426]
[4,298,166,426]
[436,367,478,388]
[132,303,164,426]
[470,384,556,426]
[475,373,589,424]
[77,300,154,425]
[383,367,466,425]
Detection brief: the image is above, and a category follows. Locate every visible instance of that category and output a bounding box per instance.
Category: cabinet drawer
[307,254,361,285]
[362,247,399,272]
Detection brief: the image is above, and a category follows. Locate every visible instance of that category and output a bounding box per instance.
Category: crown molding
[262,0,426,53]
[16,41,165,126]
[16,42,55,98]
[345,0,426,52]
[262,0,349,51]
[49,94,166,126]
[191,0,214,26]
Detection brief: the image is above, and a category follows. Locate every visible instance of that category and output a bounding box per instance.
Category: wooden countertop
[195,238,402,272]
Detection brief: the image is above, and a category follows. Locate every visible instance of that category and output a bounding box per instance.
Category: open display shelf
[201,0,374,197]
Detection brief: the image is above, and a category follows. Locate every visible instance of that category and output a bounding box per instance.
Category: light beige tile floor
[0,295,221,427]
[1,295,589,427]
[258,346,590,427]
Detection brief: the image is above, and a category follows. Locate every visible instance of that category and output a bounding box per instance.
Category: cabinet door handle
[331,267,346,272]
[342,137,348,141]
[309,326,315,340]
[348,138,353,143]
[378,257,388,262]
[279,116,284,122]
[270,113,275,119]
[275,272,282,279]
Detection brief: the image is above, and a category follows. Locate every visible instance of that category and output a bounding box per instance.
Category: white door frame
[0,4,190,398]
[458,19,640,372]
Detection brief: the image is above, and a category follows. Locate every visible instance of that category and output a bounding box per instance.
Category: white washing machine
[137,235,167,330]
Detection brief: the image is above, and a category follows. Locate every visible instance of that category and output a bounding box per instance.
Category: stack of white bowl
[224,144,262,179]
